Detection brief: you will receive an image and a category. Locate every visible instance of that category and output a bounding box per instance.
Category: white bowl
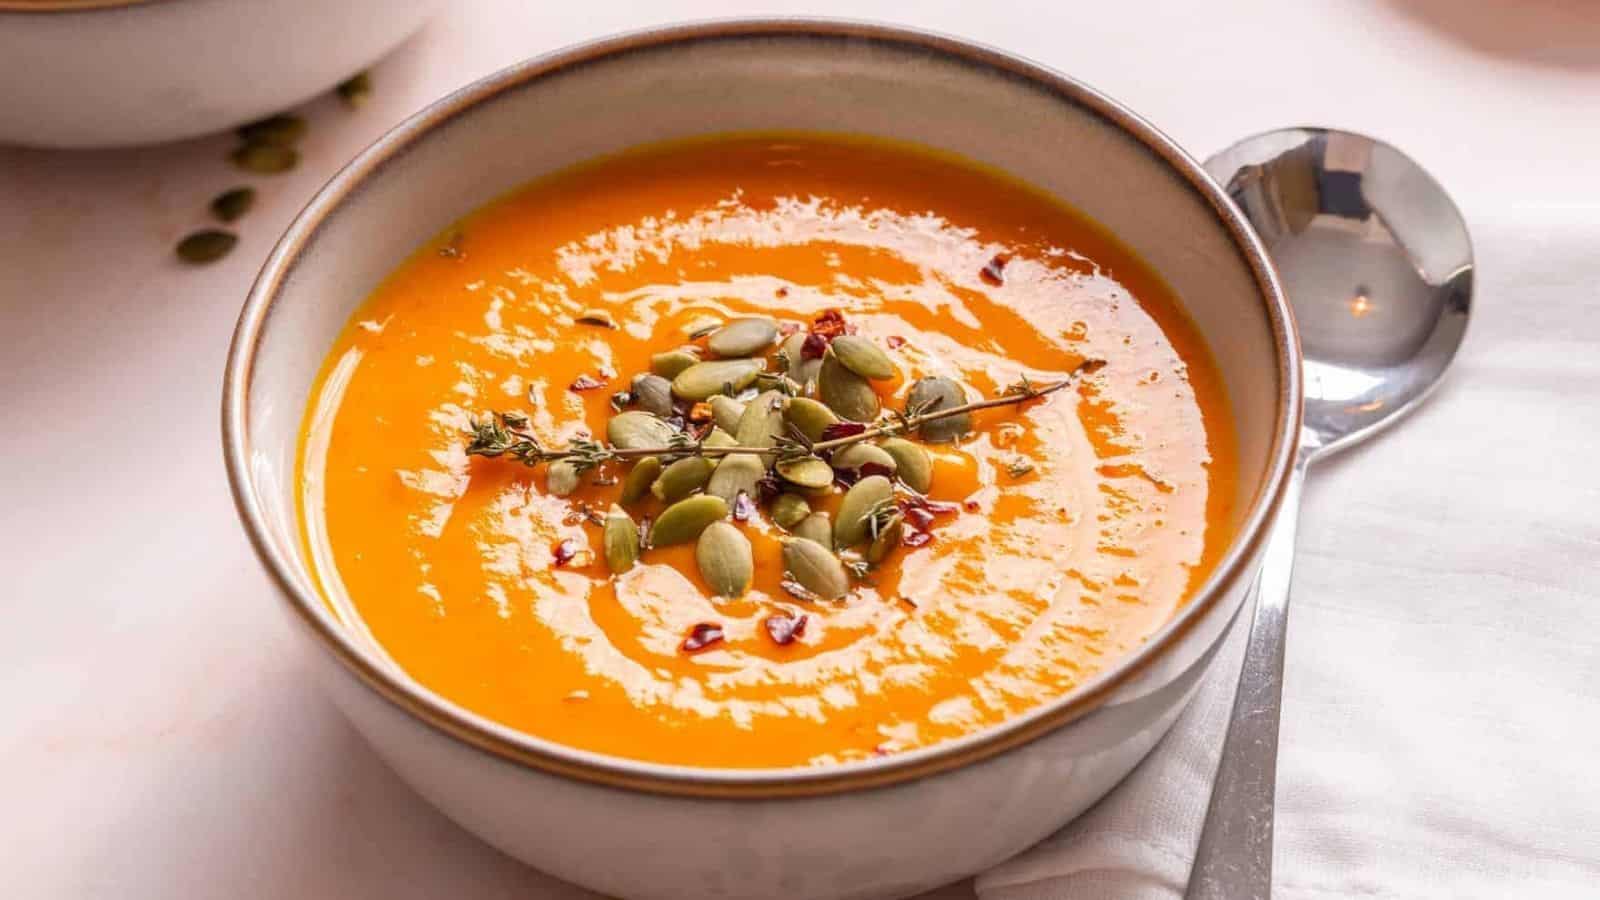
[224,20,1301,900]
[0,0,442,147]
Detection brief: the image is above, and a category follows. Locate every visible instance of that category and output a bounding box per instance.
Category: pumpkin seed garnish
[830,443,897,476]
[672,358,765,400]
[867,512,904,564]
[175,229,237,264]
[630,373,675,417]
[781,538,850,601]
[770,493,812,531]
[835,475,893,548]
[606,411,678,450]
[682,316,722,340]
[651,347,702,379]
[619,456,662,504]
[603,505,640,574]
[651,456,715,503]
[709,395,746,433]
[906,376,971,443]
[707,316,778,358]
[696,522,753,597]
[576,309,617,329]
[775,455,834,490]
[794,512,834,550]
[829,334,895,380]
[1006,457,1035,478]
[784,396,838,443]
[235,113,306,147]
[230,142,298,174]
[652,495,729,546]
[706,453,765,504]
[818,349,880,422]
[733,389,787,459]
[209,187,255,223]
[878,438,933,493]
[546,460,581,497]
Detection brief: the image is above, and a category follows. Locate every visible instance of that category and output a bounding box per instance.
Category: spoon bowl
[1204,128,1473,459]
[1187,127,1472,899]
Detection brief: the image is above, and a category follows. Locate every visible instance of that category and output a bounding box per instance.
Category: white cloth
[3,2,1597,898]
[977,220,1600,898]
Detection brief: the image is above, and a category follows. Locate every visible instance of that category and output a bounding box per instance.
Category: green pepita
[546,460,581,497]
[650,346,702,379]
[709,395,746,433]
[706,453,765,505]
[236,114,307,146]
[651,495,729,546]
[835,475,893,548]
[782,538,850,601]
[907,376,972,443]
[672,359,765,400]
[209,187,255,223]
[603,505,640,574]
[695,522,753,597]
[702,428,738,449]
[770,493,812,530]
[230,142,298,174]
[175,229,237,264]
[619,456,662,504]
[775,455,834,490]
[867,513,904,564]
[794,512,834,550]
[576,309,617,329]
[630,373,675,417]
[829,334,895,380]
[651,456,715,502]
[707,317,779,358]
[784,396,838,442]
[682,316,723,340]
[818,349,880,421]
[734,390,787,460]
[879,438,933,493]
[830,443,897,476]
[607,411,678,449]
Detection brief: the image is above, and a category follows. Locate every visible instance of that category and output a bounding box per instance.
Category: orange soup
[299,135,1236,768]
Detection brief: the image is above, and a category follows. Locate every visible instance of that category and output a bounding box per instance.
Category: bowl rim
[0,0,171,13]
[223,17,1302,799]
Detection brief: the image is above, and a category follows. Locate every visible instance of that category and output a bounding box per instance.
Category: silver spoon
[1185,128,1473,900]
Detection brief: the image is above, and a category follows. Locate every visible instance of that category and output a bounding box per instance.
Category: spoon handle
[1186,460,1307,900]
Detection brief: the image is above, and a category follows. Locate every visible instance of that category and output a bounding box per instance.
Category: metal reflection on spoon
[1185,128,1472,900]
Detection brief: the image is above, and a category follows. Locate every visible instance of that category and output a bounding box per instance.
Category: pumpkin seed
[619,456,662,504]
[782,538,850,601]
[707,316,778,358]
[672,359,765,400]
[907,376,971,442]
[818,349,880,421]
[603,505,640,574]
[336,71,372,107]
[706,453,765,505]
[650,347,702,379]
[696,522,753,597]
[236,114,306,146]
[775,455,834,490]
[630,373,675,417]
[784,396,838,442]
[794,512,834,550]
[175,230,237,264]
[209,186,255,223]
[652,495,729,546]
[702,428,738,448]
[576,309,617,329]
[607,411,678,449]
[771,493,812,530]
[651,456,715,503]
[867,513,904,564]
[831,443,897,476]
[709,395,746,433]
[835,475,893,547]
[829,334,895,380]
[879,438,933,493]
[734,390,787,459]
[682,316,723,340]
[546,460,581,497]
[230,142,298,174]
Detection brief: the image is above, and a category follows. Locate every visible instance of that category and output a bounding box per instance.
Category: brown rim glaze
[223,19,1302,799]
[0,0,170,12]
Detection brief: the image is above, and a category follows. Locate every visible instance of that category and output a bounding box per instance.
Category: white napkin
[974,220,1600,899]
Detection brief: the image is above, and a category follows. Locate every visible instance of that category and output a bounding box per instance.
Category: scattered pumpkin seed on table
[175,229,237,264]
[209,187,255,223]
[236,113,307,146]
[230,142,298,174]
[337,71,373,107]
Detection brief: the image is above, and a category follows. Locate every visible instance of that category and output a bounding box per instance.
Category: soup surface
[300,135,1236,768]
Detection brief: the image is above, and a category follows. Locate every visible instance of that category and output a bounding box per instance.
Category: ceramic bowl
[0,0,442,147]
[224,20,1300,900]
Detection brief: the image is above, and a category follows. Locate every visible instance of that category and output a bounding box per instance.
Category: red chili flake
[776,287,790,299]
[904,507,935,530]
[811,308,849,339]
[903,530,933,548]
[800,332,830,361]
[857,462,895,481]
[979,253,1009,287]
[778,320,800,336]
[764,613,808,645]
[963,499,982,513]
[900,494,960,518]
[732,490,756,522]
[885,335,906,349]
[681,623,724,653]
[569,374,605,392]
[552,538,581,566]
[756,472,783,503]
[818,422,868,443]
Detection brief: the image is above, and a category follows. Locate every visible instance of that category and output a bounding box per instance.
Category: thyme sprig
[465,357,1105,468]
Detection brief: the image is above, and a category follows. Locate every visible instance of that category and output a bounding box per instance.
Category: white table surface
[4,2,1597,897]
